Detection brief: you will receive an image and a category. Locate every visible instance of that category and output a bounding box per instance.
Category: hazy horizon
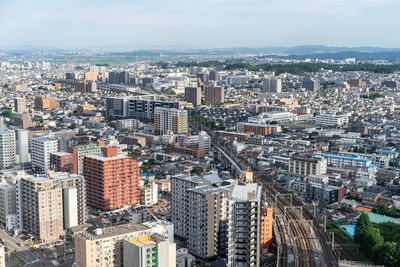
[1,0,400,49]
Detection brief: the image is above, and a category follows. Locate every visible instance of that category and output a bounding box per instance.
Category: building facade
[83,147,139,211]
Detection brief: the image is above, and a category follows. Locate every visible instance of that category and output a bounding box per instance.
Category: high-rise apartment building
[83,147,139,211]
[74,223,152,267]
[204,86,224,105]
[31,136,59,173]
[17,176,64,243]
[67,144,101,174]
[50,152,73,173]
[84,72,98,81]
[187,185,230,260]
[50,172,87,228]
[171,175,210,238]
[14,97,27,113]
[154,107,188,135]
[0,184,17,231]
[0,131,15,169]
[227,184,266,267]
[302,78,320,92]
[13,113,34,129]
[263,78,282,93]
[184,87,201,106]
[16,129,29,164]
[106,96,179,121]
[34,96,60,110]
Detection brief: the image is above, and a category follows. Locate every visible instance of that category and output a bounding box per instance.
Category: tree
[364,227,384,255]
[1,109,13,119]
[383,242,400,267]
[354,212,372,245]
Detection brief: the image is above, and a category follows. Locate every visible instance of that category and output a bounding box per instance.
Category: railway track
[188,120,337,266]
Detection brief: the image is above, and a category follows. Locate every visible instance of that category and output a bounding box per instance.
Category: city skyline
[1,0,400,49]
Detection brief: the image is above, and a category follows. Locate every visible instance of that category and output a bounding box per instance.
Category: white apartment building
[198,131,211,152]
[0,131,15,169]
[337,151,390,169]
[289,155,328,176]
[227,185,263,267]
[31,136,58,173]
[306,174,329,185]
[321,154,373,168]
[16,129,29,164]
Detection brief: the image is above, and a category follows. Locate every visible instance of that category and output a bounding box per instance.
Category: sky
[0,0,399,49]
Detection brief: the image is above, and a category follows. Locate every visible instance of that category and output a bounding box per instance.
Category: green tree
[383,242,400,267]
[364,227,384,255]
[1,109,13,119]
[355,212,372,245]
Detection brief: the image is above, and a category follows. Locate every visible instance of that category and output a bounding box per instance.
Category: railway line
[188,119,337,266]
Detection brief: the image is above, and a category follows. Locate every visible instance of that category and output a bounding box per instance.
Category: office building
[83,147,139,211]
[31,136,58,174]
[302,78,320,92]
[289,154,327,176]
[16,129,29,164]
[0,131,15,169]
[0,184,17,231]
[171,175,210,238]
[204,86,224,105]
[187,185,230,260]
[227,184,267,267]
[263,78,282,93]
[14,97,27,113]
[154,107,188,135]
[185,87,201,106]
[123,235,176,267]
[17,175,64,243]
[67,144,101,174]
[198,131,211,152]
[13,113,34,129]
[75,223,152,267]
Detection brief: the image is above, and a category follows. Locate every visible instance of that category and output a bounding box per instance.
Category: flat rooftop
[229,184,261,202]
[80,223,149,240]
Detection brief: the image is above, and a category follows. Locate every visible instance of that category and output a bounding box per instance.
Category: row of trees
[354,212,400,266]
[170,61,400,75]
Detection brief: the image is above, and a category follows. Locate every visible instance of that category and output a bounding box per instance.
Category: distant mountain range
[2,45,400,61]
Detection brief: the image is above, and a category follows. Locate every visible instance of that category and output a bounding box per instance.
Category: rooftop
[229,184,261,202]
[80,222,149,240]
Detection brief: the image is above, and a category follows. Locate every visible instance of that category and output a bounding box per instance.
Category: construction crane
[145,207,169,237]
